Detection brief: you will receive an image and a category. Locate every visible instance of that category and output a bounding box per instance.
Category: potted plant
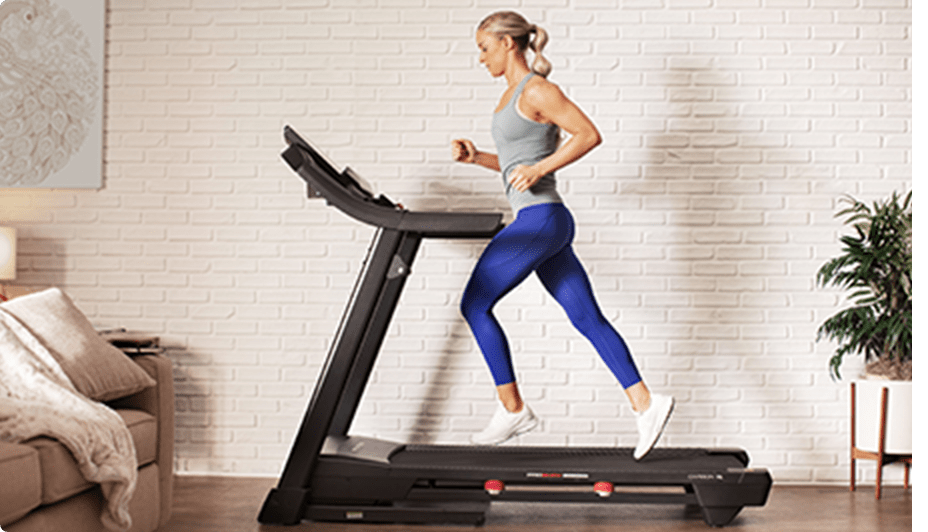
[816,191,912,458]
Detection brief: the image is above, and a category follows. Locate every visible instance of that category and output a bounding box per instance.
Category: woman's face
[476,30,509,78]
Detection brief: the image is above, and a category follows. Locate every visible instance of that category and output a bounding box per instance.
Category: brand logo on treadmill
[687,473,724,481]
[526,472,589,479]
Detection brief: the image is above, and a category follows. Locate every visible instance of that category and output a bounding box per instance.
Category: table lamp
[0,227,16,300]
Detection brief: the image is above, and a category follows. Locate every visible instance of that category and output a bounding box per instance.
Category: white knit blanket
[0,309,136,531]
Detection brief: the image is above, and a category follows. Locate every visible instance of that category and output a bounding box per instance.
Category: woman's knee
[566,306,609,338]
[460,296,475,322]
[460,290,489,324]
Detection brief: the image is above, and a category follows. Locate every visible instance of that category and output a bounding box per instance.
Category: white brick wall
[0,0,911,485]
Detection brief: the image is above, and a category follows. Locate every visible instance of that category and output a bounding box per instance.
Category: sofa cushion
[0,441,42,526]
[2,464,162,532]
[22,408,158,507]
[0,288,156,402]
[119,409,158,467]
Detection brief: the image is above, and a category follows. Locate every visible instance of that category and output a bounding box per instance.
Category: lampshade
[0,227,16,281]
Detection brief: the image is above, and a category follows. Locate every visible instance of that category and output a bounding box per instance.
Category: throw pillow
[0,288,156,402]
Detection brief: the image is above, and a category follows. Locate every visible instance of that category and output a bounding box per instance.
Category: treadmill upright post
[329,230,422,436]
[258,227,421,524]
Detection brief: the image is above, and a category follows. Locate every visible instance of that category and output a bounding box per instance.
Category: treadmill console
[283,126,393,208]
[280,125,504,238]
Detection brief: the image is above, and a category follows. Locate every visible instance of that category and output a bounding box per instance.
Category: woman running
[453,11,674,460]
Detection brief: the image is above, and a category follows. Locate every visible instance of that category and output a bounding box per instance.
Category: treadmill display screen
[283,126,377,199]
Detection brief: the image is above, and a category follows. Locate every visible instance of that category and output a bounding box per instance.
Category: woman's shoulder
[524,73,557,92]
[521,75,568,109]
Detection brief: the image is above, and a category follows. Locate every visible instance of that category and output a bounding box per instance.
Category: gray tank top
[491,73,563,212]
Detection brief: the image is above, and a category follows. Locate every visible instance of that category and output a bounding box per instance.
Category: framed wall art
[0,0,105,189]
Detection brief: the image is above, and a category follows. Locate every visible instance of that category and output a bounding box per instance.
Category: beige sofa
[0,289,174,532]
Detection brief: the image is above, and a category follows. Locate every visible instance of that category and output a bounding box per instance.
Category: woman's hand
[452,139,501,171]
[508,164,543,193]
[452,139,478,163]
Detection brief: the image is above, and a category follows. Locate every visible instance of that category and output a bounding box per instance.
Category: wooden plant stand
[850,382,912,500]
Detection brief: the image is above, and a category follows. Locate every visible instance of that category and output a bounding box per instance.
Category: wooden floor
[159,475,913,532]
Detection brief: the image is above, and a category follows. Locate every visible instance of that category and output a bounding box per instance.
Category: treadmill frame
[258,126,772,527]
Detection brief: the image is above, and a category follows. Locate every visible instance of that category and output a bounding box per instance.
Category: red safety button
[484,479,504,496]
[593,481,614,498]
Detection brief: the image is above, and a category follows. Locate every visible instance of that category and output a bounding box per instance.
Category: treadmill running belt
[394,445,746,474]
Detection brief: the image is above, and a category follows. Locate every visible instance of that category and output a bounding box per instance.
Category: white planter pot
[853,379,912,455]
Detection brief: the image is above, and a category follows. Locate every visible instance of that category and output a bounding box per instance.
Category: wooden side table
[850,382,912,499]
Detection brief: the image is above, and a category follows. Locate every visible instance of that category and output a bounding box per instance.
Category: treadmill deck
[394,444,748,475]
[308,440,771,527]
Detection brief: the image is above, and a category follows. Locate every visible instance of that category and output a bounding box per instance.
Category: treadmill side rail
[691,469,773,527]
[705,447,750,467]
[307,501,490,526]
[321,435,405,465]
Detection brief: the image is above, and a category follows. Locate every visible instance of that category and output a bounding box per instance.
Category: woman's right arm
[452,139,500,171]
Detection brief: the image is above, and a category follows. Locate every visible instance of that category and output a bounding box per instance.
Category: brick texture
[0,0,911,485]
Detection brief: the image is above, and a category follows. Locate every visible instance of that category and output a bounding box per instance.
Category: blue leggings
[460,203,642,388]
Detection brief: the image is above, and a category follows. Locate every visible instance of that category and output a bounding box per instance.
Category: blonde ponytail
[478,11,553,78]
[528,24,552,78]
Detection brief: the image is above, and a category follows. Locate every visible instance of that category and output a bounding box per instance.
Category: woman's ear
[500,34,516,51]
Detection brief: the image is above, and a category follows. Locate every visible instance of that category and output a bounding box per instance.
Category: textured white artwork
[0,0,104,188]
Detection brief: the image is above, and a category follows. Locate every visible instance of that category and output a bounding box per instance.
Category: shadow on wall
[363,178,503,444]
[160,346,199,471]
[626,58,809,448]
[15,237,68,288]
[404,318,477,443]
[374,58,825,446]
[411,169,512,217]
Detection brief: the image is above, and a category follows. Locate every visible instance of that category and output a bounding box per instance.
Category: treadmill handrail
[282,126,504,238]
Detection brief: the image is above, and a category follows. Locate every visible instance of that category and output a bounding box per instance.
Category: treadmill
[258,126,772,528]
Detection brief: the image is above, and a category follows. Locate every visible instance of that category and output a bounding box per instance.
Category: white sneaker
[470,403,539,445]
[634,394,674,460]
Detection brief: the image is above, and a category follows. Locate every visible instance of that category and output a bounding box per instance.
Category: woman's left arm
[507,81,603,193]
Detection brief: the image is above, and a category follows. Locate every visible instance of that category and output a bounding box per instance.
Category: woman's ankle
[496,382,524,413]
[625,381,652,413]
[499,395,524,413]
